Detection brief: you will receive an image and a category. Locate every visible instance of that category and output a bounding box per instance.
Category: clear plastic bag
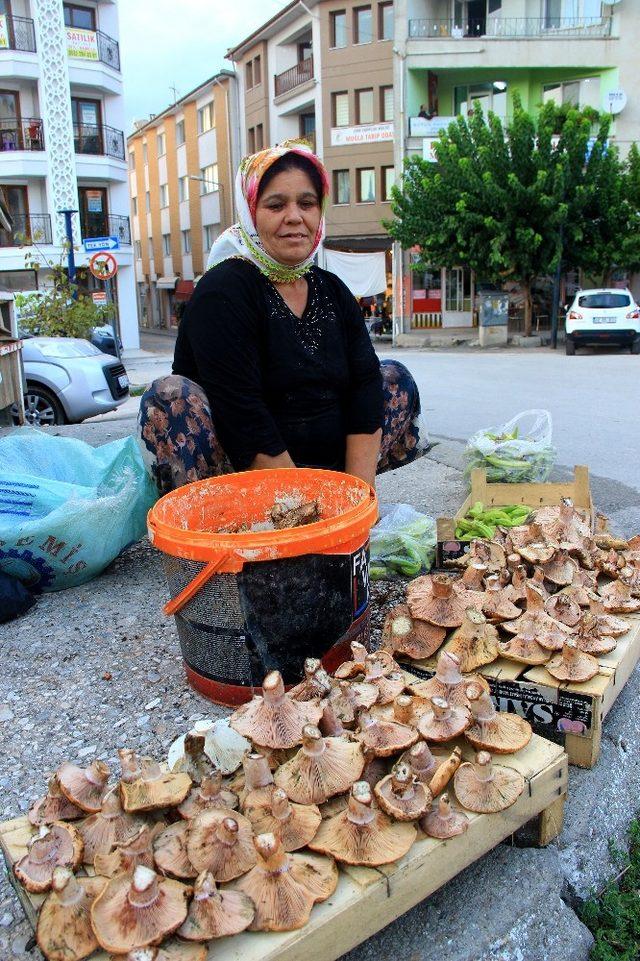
[0,433,158,592]
[370,504,436,580]
[464,409,556,484]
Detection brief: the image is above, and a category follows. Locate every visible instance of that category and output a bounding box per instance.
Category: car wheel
[631,337,640,355]
[14,384,67,426]
[565,338,576,356]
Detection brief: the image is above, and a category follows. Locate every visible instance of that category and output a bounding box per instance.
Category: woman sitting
[138,142,425,493]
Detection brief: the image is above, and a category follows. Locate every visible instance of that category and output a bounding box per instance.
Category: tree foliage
[386,96,638,335]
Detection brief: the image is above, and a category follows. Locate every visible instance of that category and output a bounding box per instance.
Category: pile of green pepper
[454,502,532,541]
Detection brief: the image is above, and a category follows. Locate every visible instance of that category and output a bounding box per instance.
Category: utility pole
[58,209,77,284]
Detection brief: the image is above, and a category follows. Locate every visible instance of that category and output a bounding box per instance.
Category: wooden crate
[1,734,567,961]
[403,616,640,770]
[436,465,593,565]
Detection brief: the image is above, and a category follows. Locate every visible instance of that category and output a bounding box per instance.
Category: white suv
[565,288,640,355]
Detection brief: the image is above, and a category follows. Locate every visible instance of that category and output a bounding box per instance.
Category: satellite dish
[607,89,627,115]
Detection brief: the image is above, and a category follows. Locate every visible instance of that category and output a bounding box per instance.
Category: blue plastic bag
[0,432,158,592]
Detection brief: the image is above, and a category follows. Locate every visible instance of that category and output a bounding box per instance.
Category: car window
[578,293,631,309]
[37,341,101,358]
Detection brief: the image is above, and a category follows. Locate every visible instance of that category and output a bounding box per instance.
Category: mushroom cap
[540,550,579,586]
[399,741,439,784]
[29,776,84,827]
[454,752,525,813]
[177,871,255,940]
[118,943,207,961]
[381,604,446,660]
[231,832,338,931]
[289,659,333,701]
[177,774,238,820]
[407,574,471,627]
[572,615,617,655]
[585,600,629,638]
[245,787,321,851]
[36,869,107,961]
[153,821,198,879]
[409,650,491,708]
[420,793,469,839]
[356,712,419,757]
[333,641,369,679]
[374,764,432,821]
[545,594,582,627]
[600,580,640,614]
[464,687,532,754]
[77,790,146,865]
[308,782,416,866]
[230,671,323,748]
[94,824,162,879]
[327,680,379,727]
[91,866,189,954]
[442,608,500,672]
[14,822,83,893]
[120,759,192,813]
[185,809,257,881]
[57,760,110,814]
[169,733,215,785]
[371,692,429,725]
[364,666,407,705]
[498,632,551,666]
[546,640,600,682]
[417,697,470,743]
[274,726,366,803]
[167,719,251,777]
[481,577,522,622]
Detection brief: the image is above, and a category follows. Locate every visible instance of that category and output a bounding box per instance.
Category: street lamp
[189,175,226,227]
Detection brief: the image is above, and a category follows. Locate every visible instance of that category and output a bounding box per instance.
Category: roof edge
[127,69,236,139]
[226,0,319,60]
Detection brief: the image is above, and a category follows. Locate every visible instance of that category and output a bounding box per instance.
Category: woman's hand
[249,451,296,471]
[345,430,382,490]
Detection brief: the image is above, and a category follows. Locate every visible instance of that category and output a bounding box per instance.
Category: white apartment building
[392,0,638,334]
[0,0,137,347]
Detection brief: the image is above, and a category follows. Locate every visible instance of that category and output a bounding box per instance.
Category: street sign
[83,236,120,252]
[89,251,118,281]
[92,291,107,305]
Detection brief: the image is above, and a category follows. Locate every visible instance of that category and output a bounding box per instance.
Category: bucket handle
[163,554,229,617]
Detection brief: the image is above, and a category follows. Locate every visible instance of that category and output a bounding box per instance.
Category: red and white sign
[91,291,107,305]
[89,252,117,281]
[330,122,394,147]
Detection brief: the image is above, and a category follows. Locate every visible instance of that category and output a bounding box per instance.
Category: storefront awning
[175,280,194,302]
[156,276,179,289]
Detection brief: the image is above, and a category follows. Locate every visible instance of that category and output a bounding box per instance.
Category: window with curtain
[358,168,375,203]
[175,120,185,145]
[178,176,189,202]
[333,92,349,127]
[197,102,214,134]
[381,85,394,122]
[182,229,191,254]
[382,166,395,201]
[159,183,168,207]
[333,170,350,205]
[200,163,219,194]
[356,89,374,125]
[162,233,170,256]
[157,131,166,156]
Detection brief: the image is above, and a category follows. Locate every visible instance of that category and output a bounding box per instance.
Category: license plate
[593,317,617,324]
[118,374,129,389]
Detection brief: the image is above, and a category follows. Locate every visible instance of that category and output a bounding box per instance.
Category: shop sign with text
[67,27,98,61]
[330,122,393,147]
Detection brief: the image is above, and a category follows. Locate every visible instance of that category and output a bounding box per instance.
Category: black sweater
[173,258,384,472]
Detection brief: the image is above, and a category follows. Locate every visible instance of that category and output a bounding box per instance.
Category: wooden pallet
[404,616,640,770]
[1,734,566,961]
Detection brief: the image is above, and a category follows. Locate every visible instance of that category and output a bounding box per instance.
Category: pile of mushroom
[383,500,639,687]
[20,653,533,959]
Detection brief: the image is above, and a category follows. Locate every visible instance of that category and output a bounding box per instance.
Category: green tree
[15,243,115,339]
[386,97,611,336]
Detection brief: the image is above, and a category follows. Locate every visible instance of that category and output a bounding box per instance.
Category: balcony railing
[80,213,131,245]
[73,123,125,161]
[96,29,120,71]
[409,16,612,39]
[0,214,52,247]
[0,118,44,152]
[275,55,314,97]
[0,15,37,53]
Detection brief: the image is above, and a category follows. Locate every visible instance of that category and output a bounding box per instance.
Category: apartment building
[393,0,638,333]
[0,0,137,346]
[227,0,396,289]
[128,71,239,330]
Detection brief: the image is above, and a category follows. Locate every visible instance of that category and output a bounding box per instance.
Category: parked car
[565,288,640,355]
[90,323,123,357]
[13,336,130,426]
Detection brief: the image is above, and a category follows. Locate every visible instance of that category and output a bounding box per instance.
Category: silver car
[14,337,130,426]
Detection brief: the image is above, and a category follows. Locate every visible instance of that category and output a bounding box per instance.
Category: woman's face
[255,167,321,266]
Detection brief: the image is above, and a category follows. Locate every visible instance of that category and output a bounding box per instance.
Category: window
[246,60,254,90]
[379,2,393,40]
[298,41,313,61]
[455,82,508,119]
[204,224,218,249]
[128,151,135,170]
[159,183,169,207]
[145,191,150,212]
[255,123,264,150]
[330,10,347,48]
[162,233,171,256]
[543,77,600,110]
[181,229,191,254]
[200,163,219,194]
[142,142,148,164]
[157,131,166,156]
[175,119,185,145]
[254,55,261,85]
[545,0,601,27]
[134,240,141,260]
[381,85,394,122]
[132,197,137,215]
[488,0,502,12]
[357,168,375,202]
[333,91,349,127]
[333,169,350,205]
[178,176,189,202]
[354,6,373,44]
[197,102,214,134]
[382,165,395,201]
[247,127,255,153]
[356,89,374,125]
[63,3,95,30]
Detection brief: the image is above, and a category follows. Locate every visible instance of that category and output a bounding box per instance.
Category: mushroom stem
[432,575,453,599]
[193,871,220,902]
[215,818,240,847]
[271,789,293,822]
[346,783,376,827]
[473,752,494,782]
[435,652,463,686]
[243,753,274,791]
[51,868,84,906]
[127,866,160,908]
[393,696,414,725]
[254,833,289,873]
[466,686,496,722]
[438,795,453,818]
[390,765,416,800]
[262,671,286,705]
[430,697,452,721]
[301,725,326,758]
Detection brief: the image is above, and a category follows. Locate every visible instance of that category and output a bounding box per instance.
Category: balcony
[95,30,120,71]
[0,214,52,247]
[275,55,314,97]
[408,16,612,40]
[80,213,131,245]
[0,118,44,152]
[73,123,125,161]
[0,16,37,53]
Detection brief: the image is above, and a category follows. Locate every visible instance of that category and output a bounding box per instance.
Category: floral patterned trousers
[137,360,425,494]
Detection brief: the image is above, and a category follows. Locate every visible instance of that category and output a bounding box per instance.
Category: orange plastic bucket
[148,468,378,705]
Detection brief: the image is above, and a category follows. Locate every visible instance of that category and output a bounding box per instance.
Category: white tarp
[324,249,387,298]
